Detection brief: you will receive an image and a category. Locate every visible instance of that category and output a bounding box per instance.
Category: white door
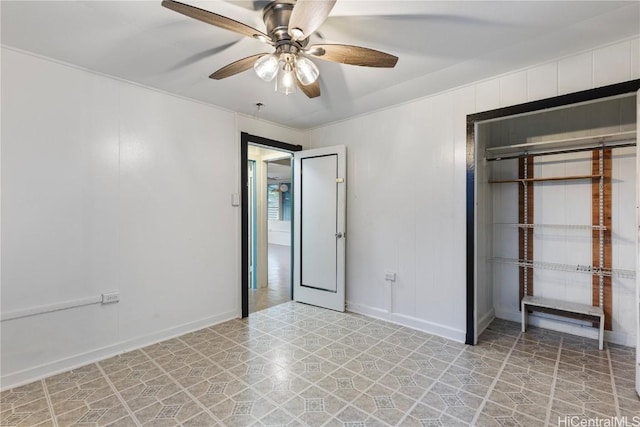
[293,145,346,312]
[636,89,639,396]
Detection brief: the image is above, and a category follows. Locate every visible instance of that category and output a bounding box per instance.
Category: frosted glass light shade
[276,64,297,95]
[254,54,279,81]
[295,57,319,85]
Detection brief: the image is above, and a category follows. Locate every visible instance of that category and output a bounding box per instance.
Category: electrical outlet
[102,292,120,304]
[384,271,396,282]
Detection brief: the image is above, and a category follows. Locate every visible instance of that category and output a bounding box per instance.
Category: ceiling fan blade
[296,77,321,98]
[288,0,336,41]
[209,53,265,80]
[162,0,270,41]
[306,44,398,68]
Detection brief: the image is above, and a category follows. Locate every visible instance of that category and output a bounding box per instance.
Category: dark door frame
[241,132,303,318]
[465,79,640,345]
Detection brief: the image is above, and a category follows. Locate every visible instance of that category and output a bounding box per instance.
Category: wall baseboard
[1,310,238,391]
[494,306,634,347]
[477,309,495,338]
[346,301,466,343]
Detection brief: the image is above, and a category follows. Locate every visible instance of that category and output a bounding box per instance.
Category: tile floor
[1,302,638,426]
[249,244,291,313]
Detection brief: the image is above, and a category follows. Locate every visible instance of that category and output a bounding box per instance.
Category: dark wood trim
[465,120,476,345]
[243,132,304,152]
[592,149,612,330]
[465,79,640,345]
[241,139,249,318]
[467,79,640,123]
[240,132,302,318]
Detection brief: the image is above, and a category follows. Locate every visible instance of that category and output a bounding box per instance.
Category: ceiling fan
[162,0,398,98]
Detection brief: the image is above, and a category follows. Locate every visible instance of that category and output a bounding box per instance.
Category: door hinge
[336,178,345,183]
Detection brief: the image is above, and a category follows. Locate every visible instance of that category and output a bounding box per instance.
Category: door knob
[335,232,343,239]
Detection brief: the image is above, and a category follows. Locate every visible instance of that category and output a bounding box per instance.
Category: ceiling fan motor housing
[263,1,308,49]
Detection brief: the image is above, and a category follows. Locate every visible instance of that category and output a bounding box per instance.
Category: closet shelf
[484,130,636,161]
[490,257,636,279]
[488,174,602,184]
[494,223,607,231]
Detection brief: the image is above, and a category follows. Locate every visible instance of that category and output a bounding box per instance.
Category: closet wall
[477,95,637,346]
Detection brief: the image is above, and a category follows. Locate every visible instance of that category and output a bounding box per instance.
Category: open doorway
[241,133,302,317]
[247,147,293,313]
[264,159,292,309]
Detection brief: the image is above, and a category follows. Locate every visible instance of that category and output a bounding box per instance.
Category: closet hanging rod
[485,131,636,161]
[489,174,602,184]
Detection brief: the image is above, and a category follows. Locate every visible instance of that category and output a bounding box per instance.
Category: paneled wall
[306,37,640,343]
[2,35,638,388]
[0,47,304,388]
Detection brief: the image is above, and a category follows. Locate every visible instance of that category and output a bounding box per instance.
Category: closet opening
[466,80,640,353]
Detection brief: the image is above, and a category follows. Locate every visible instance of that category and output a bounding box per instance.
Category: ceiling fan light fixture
[254,53,279,82]
[276,62,297,95]
[295,56,319,85]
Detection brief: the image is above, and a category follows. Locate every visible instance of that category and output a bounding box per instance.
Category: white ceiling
[2,1,638,129]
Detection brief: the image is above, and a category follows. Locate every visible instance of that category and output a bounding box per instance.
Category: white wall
[306,36,640,343]
[0,48,304,389]
[475,131,497,340]
[268,220,291,246]
[237,115,307,146]
[248,147,270,289]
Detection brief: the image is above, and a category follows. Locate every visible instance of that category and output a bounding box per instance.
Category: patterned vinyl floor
[249,244,291,314]
[1,302,638,426]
